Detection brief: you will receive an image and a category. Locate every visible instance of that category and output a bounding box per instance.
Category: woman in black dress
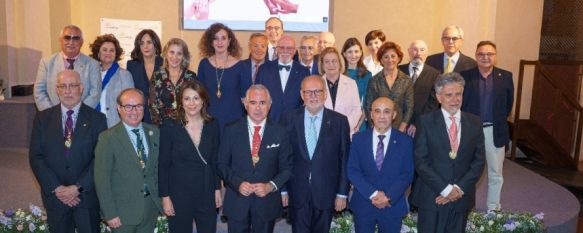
[158,80,221,233]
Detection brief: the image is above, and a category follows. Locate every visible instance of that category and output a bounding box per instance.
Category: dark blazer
[126,56,163,123]
[398,63,440,125]
[29,104,107,211]
[461,67,514,147]
[217,118,293,221]
[411,110,485,212]
[425,52,477,74]
[256,60,310,121]
[241,58,266,84]
[294,53,320,75]
[279,108,350,210]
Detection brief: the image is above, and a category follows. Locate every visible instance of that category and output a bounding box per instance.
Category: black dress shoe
[221,215,228,223]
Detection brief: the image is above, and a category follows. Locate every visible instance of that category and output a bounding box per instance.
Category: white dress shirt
[278,61,292,91]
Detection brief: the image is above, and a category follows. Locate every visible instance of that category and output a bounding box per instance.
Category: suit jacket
[323,74,362,135]
[279,108,350,210]
[294,53,320,75]
[347,128,414,217]
[425,52,477,74]
[101,67,134,128]
[94,122,162,224]
[411,110,485,212]
[256,60,310,121]
[29,104,107,211]
[126,56,163,123]
[217,118,293,221]
[34,53,102,111]
[461,67,514,147]
[398,63,440,125]
[241,58,265,84]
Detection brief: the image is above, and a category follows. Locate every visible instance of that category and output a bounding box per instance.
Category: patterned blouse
[149,68,197,125]
[364,69,414,128]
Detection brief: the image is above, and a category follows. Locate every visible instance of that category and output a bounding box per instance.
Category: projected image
[183,0,329,32]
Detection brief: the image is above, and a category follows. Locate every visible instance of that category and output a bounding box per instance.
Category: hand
[335,197,347,212]
[55,185,80,205]
[252,183,274,197]
[398,123,408,133]
[435,195,450,205]
[446,186,463,202]
[215,190,223,208]
[281,194,289,207]
[106,217,122,229]
[66,197,80,207]
[271,0,298,14]
[185,0,211,20]
[371,191,390,209]
[162,197,175,216]
[239,182,254,196]
[406,124,416,137]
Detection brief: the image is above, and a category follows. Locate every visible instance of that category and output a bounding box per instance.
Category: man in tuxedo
[217,84,293,233]
[243,33,269,84]
[461,41,514,212]
[425,25,476,74]
[398,40,440,137]
[34,25,101,111]
[317,32,336,52]
[94,88,162,233]
[29,69,107,233]
[297,36,320,75]
[412,72,485,232]
[256,35,310,121]
[264,17,284,61]
[279,76,350,233]
[347,97,414,233]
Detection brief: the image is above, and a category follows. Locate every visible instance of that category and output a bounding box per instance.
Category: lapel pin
[149,130,154,136]
[83,123,87,127]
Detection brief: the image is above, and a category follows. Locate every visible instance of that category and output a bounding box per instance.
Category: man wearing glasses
[461,41,514,213]
[264,17,284,61]
[297,36,320,75]
[29,70,107,233]
[34,25,101,111]
[95,88,162,233]
[426,25,476,74]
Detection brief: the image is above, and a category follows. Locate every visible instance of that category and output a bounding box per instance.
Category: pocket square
[266,144,280,149]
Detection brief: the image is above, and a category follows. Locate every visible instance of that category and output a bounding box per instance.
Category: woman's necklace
[214,55,228,98]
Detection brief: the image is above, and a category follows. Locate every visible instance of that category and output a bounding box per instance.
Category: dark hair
[89,34,124,62]
[199,23,242,58]
[318,47,344,75]
[162,38,191,69]
[477,40,497,50]
[341,37,368,78]
[177,80,213,124]
[377,41,404,65]
[130,29,162,61]
[364,30,386,46]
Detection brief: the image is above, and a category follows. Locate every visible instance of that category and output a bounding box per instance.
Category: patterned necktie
[375,135,386,171]
[412,66,419,83]
[272,47,278,61]
[445,57,453,74]
[251,126,261,166]
[132,129,147,168]
[448,115,459,159]
[66,58,75,70]
[252,63,260,83]
[64,110,74,157]
[306,116,318,159]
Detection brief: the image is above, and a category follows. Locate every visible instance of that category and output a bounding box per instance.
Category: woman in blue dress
[342,37,373,131]
[197,23,251,132]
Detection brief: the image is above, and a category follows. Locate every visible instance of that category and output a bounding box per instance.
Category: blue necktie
[375,135,385,171]
[306,116,317,159]
[279,64,291,71]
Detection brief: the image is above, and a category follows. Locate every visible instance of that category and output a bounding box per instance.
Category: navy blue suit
[256,60,310,121]
[347,128,414,233]
[126,56,163,123]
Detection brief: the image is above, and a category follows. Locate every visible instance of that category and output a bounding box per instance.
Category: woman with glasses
[89,34,134,128]
[149,38,197,125]
[341,38,373,132]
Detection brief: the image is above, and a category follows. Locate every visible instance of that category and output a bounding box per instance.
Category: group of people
[29,16,514,233]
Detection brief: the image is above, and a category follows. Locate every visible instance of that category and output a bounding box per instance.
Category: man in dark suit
[398,39,440,137]
[94,88,162,233]
[425,25,477,74]
[412,72,485,232]
[461,41,514,212]
[279,76,350,233]
[242,33,269,84]
[264,17,284,61]
[347,97,414,233]
[217,84,293,233]
[297,36,320,75]
[256,35,310,121]
[29,69,107,233]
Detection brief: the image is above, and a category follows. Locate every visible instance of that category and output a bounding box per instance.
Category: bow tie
[278,64,291,71]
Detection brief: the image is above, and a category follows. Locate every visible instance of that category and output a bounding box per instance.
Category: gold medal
[449,151,457,159]
[252,156,260,164]
[217,89,222,98]
[65,139,72,148]
[139,160,145,169]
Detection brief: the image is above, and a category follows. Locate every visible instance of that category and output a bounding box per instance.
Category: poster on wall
[100,18,162,68]
[182,0,329,32]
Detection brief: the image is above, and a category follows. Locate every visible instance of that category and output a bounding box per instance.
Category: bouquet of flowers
[100,216,168,233]
[0,204,49,233]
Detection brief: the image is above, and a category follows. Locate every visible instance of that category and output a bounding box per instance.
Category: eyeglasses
[56,83,81,90]
[303,90,324,96]
[63,35,82,41]
[120,104,145,112]
[476,52,496,58]
[299,46,315,51]
[277,46,295,51]
[266,26,282,31]
[323,59,339,65]
[441,36,461,42]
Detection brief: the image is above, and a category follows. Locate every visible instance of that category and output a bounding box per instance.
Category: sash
[96,63,119,111]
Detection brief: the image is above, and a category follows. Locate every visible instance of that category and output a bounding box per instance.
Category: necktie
[306,116,318,159]
[448,115,459,159]
[375,135,385,171]
[252,63,260,83]
[306,65,312,72]
[411,66,419,83]
[251,126,261,166]
[272,47,278,61]
[66,58,75,70]
[279,64,291,71]
[64,110,74,156]
[445,57,453,74]
[132,129,147,169]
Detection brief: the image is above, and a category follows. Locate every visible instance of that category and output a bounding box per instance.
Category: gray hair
[300,35,318,44]
[60,25,83,39]
[434,72,465,94]
[442,25,464,39]
[245,84,272,103]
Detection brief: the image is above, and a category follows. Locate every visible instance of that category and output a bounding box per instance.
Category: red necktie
[251,126,261,166]
[448,115,459,159]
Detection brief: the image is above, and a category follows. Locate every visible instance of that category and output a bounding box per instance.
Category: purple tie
[64,110,74,156]
[66,58,75,70]
[375,135,385,171]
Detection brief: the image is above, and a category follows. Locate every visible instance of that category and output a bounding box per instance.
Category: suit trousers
[227,205,275,233]
[289,194,334,233]
[112,196,159,233]
[353,208,401,233]
[417,207,469,233]
[46,206,100,233]
[168,205,217,233]
[483,126,505,211]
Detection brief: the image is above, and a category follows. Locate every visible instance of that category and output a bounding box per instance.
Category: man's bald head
[408,40,429,66]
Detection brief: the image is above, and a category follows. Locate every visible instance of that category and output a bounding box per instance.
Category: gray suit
[34,53,101,110]
[101,68,134,128]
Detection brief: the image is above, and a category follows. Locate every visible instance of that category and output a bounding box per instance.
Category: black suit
[159,119,221,233]
[425,52,477,74]
[126,56,163,123]
[398,64,440,125]
[29,104,107,233]
[412,110,485,232]
[217,118,293,233]
[279,108,350,233]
